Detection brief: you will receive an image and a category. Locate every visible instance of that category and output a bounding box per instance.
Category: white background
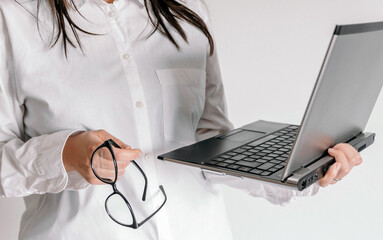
[1,0,383,239]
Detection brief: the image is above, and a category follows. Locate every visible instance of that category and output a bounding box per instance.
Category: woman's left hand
[319,143,363,187]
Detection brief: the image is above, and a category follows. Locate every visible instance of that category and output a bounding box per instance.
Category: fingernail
[328,148,335,153]
[124,145,131,149]
[138,150,142,157]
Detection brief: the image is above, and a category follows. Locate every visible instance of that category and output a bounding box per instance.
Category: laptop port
[301,180,307,189]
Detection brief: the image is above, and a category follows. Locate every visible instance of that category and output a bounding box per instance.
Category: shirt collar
[74,0,145,9]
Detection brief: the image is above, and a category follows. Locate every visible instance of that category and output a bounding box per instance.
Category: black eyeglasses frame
[90,139,167,229]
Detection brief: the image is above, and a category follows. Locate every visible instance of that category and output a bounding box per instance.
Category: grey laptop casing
[158,21,383,190]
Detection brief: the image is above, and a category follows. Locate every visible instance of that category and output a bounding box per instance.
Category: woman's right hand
[62,130,142,185]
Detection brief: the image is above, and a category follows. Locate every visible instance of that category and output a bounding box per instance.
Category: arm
[0,10,90,197]
[0,10,142,197]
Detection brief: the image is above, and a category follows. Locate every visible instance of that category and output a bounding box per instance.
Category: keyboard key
[278,148,291,152]
[261,156,273,161]
[274,151,284,155]
[220,155,231,159]
[224,160,235,164]
[270,160,282,164]
[261,171,272,176]
[261,150,272,154]
[267,147,278,151]
[217,162,229,167]
[241,146,252,149]
[227,164,240,170]
[268,167,279,172]
[213,157,225,162]
[255,159,267,164]
[236,161,261,168]
[259,144,270,148]
[233,148,246,153]
[250,169,263,175]
[238,167,252,172]
[243,157,254,162]
[276,157,287,161]
[267,154,279,158]
[226,152,237,156]
[209,160,218,165]
[256,152,267,157]
[249,149,259,153]
[257,162,275,170]
[243,152,253,156]
[250,155,261,159]
[231,154,246,161]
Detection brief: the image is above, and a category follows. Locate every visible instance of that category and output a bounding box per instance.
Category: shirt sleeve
[194,1,234,141]
[195,46,234,141]
[194,2,320,204]
[0,10,88,198]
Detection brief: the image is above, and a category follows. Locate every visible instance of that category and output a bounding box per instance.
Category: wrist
[62,131,84,172]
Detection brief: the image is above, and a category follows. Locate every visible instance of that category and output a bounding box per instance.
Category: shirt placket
[100,3,173,240]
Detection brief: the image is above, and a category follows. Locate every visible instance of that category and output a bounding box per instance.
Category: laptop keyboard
[206,126,298,177]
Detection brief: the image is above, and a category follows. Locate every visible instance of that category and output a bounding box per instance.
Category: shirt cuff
[35,129,85,193]
[203,171,320,205]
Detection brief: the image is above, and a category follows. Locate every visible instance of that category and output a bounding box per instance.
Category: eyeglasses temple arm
[137,185,167,228]
[131,160,148,201]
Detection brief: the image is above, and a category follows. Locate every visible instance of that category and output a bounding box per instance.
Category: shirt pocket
[156,68,206,144]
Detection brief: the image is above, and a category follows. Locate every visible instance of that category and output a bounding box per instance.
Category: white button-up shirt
[0,0,318,239]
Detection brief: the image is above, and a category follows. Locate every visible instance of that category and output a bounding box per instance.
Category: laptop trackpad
[223,130,266,142]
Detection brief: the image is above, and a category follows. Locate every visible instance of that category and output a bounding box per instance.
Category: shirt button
[145,154,152,160]
[123,53,131,60]
[108,11,115,18]
[135,101,143,108]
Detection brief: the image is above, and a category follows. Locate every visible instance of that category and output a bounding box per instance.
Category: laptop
[158,21,383,191]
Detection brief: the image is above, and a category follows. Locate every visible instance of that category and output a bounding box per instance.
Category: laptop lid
[282,22,383,180]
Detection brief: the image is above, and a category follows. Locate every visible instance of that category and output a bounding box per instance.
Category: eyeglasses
[90,139,167,229]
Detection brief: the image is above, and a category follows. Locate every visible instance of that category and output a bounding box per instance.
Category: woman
[0,0,362,239]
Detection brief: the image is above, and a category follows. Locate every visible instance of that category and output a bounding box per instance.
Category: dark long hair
[22,0,214,57]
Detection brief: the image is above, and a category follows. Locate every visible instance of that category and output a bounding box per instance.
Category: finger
[93,146,137,163]
[95,129,130,149]
[333,143,362,167]
[93,158,130,170]
[328,148,350,180]
[92,148,134,170]
[93,167,126,176]
[114,147,142,161]
[319,162,341,187]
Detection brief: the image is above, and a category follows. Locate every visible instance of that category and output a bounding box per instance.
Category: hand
[319,143,362,187]
[62,130,142,185]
